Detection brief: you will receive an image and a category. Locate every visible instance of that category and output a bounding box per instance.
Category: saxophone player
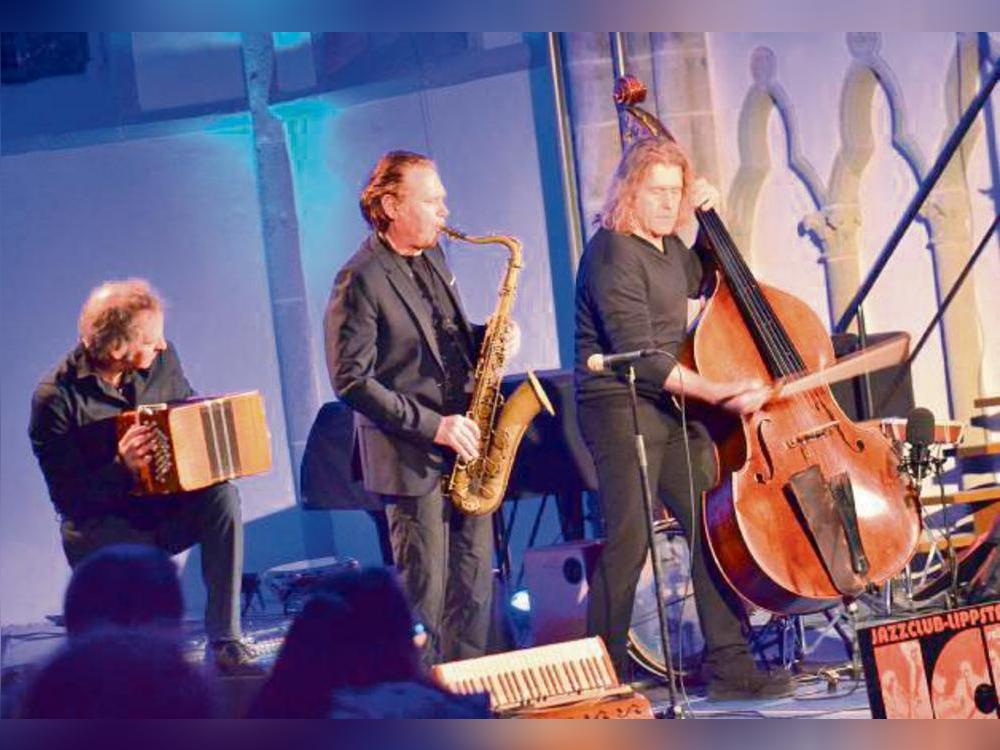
[325,151,496,665]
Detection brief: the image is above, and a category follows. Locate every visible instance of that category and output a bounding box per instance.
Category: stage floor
[2,614,873,719]
[639,677,871,719]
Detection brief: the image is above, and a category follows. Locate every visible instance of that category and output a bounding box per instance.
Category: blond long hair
[597,137,694,234]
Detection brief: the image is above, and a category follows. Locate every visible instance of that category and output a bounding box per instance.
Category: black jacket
[29,342,195,521]
[324,234,482,497]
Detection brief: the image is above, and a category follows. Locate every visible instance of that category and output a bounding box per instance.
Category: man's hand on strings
[690,178,721,212]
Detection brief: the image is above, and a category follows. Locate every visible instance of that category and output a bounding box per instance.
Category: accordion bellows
[116,391,272,495]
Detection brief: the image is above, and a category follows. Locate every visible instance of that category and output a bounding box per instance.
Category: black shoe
[707,669,795,701]
[704,647,795,701]
[207,639,265,677]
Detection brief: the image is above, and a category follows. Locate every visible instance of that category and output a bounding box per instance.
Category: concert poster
[858,602,1000,719]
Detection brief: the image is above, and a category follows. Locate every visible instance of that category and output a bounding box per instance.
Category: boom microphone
[586,349,661,373]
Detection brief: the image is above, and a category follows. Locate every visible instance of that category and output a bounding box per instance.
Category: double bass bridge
[785,420,839,449]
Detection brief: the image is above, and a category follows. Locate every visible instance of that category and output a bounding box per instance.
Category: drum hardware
[260,556,360,615]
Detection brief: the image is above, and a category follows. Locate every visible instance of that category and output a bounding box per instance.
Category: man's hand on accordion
[117,423,158,476]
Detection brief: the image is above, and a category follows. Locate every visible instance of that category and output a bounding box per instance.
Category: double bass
[614,76,920,614]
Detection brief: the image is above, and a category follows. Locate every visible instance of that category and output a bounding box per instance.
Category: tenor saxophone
[442,226,555,516]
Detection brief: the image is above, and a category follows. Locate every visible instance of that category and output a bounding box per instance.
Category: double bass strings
[698,209,802,376]
[697,209,828,426]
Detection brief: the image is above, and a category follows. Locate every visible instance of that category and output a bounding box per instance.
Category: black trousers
[59,482,243,642]
[381,483,494,665]
[578,395,747,673]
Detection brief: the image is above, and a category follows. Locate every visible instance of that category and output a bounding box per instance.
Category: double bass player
[575,136,795,700]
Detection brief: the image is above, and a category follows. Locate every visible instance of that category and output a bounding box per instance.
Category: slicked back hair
[359,150,435,233]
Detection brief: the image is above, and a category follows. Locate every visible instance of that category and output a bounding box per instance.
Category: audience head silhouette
[313,565,421,684]
[63,543,183,637]
[19,627,215,718]
[248,566,430,718]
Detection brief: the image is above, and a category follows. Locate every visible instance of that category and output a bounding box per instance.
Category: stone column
[803,204,864,327]
[924,35,985,432]
[561,33,621,241]
[824,36,881,329]
[649,32,722,188]
[924,189,984,426]
[241,34,325,518]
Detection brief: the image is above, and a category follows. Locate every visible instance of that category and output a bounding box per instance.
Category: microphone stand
[624,364,684,718]
[903,446,954,606]
[925,453,959,609]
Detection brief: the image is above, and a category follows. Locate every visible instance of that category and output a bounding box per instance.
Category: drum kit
[627,519,704,677]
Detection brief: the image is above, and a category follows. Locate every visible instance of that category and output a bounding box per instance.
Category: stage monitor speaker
[858,602,1000,718]
[523,540,603,645]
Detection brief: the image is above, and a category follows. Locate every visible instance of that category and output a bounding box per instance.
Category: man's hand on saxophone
[488,317,522,361]
[504,319,522,360]
[434,414,481,462]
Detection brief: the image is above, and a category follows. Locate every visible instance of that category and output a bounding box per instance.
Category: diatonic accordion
[116,391,272,495]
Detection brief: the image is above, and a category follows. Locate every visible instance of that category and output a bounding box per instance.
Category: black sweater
[575,227,710,404]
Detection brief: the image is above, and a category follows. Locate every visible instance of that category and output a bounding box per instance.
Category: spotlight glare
[510,589,531,613]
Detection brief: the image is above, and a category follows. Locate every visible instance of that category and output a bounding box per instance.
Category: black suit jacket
[324,234,481,497]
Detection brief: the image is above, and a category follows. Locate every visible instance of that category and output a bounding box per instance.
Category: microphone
[586,349,661,373]
[902,406,936,482]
